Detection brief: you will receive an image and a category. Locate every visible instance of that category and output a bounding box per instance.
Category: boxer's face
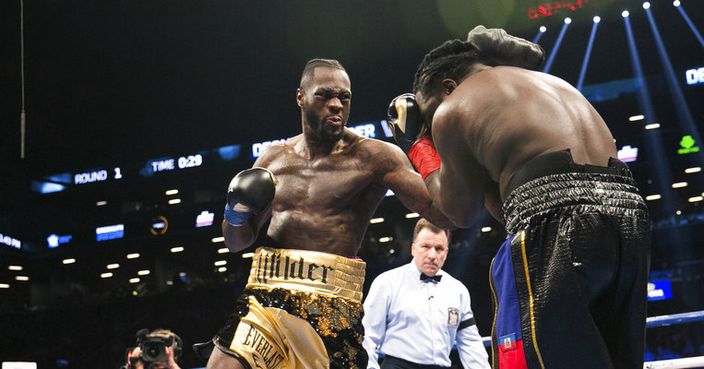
[415,90,443,130]
[297,67,352,143]
[415,79,456,131]
[411,228,449,276]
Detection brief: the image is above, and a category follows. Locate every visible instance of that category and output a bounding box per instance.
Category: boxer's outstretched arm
[428,111,486,228]
[378,142,455,229]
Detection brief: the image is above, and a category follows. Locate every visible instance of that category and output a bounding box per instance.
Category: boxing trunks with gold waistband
[213,247,368,369]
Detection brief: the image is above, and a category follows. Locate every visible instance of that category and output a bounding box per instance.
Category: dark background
[1,0,703,368]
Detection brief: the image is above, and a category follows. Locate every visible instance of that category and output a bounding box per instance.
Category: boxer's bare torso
[254,131,440,256]
[422,65,617,225]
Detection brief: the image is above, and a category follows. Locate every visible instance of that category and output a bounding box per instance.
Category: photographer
[123,329,183,369]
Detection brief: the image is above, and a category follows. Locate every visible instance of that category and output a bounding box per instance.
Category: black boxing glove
[388,93,441,180]
[387,93,425,153]
[467,25,545,70]
[224,168,277,226]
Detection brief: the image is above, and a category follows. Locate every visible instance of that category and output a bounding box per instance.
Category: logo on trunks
[499,333,517,351]
[241,325,285,369]
[256,252,335,285]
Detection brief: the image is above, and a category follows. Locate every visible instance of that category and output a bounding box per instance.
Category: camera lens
[141,341,167,362]
[146,345,160,357]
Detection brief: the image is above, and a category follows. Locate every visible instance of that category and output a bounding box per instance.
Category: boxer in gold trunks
[205,59,453,369]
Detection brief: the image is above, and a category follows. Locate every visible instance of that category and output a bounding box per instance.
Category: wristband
[407,137,441,180]
[224,203,253,226]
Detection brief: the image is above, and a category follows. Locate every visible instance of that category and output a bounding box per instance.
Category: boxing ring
[477,310,704,368]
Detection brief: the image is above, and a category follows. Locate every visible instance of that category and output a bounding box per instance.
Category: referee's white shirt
[362,262,490,369]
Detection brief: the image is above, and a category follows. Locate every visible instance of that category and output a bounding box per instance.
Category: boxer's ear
[296,88,304,108]
[441,79,457,95]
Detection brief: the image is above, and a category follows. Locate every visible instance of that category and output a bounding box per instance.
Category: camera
[122,329,182,369]
[139,335,174,363]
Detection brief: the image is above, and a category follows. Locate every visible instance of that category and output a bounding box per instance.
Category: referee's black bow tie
[420,273,442,282]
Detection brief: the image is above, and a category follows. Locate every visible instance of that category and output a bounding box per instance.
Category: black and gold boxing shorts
[214,247,368,369]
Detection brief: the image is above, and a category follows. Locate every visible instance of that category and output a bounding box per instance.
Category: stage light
[676,210,682,215]
[481,227,492,233]
[405,213,420,219]
[96,201,107,206]
[645,123,661,130]
[8,265,22,271]
[688,196,703,203]
[540,26,547,33]
[214,260,227,266]
[242,252,254,259]
[170,246,184,253]
[15,276,29,281]
[629,114,645,121]
[564,17,572,24]
[593,16,601,23]
[62,258,76,265]
[168,198,181,205]
[217,248,229,254]
[129,278,140,284]
[165,189,179,195]
[0,284,9,288]
[389,249,396,254]
[107,263,120,270]
[370,218,384,224]
[379,237,393,243]
[645,194,662,201]
[138,270,150,276]
[685,167,701,173]
[673,0,680,7]
[622,10,630,18]
[100,272,113,279]
[218,267,227,273]
[672,182,688,188]
[211,237,224,243]
[643,2,651,10]
[126,253,140,259]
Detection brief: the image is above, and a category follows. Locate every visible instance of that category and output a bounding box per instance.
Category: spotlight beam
[644,7,703,148]
[623,15,676,214]
[676,4,704,48]
[576,20,599,91]
[532,28,545,44]
[624,17,655,120]
[542,21,570,73]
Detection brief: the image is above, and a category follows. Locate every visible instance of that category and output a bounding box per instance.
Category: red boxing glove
[407,137,441,180]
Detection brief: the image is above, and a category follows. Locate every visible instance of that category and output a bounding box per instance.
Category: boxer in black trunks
[389,26,650,369]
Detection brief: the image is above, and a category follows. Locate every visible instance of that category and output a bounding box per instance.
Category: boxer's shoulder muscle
[253,137,294,169]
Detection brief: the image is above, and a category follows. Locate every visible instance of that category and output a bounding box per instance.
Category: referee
[362,218,490,369]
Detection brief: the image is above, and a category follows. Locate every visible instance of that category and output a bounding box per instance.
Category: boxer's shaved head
[300,58,346,88]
